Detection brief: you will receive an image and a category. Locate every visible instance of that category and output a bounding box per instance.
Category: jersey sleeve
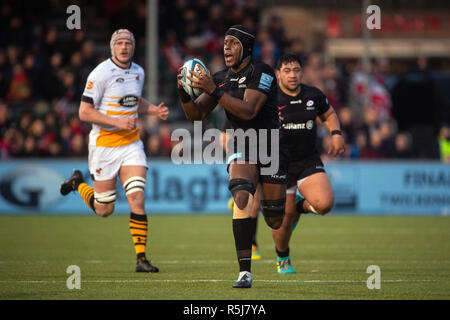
[246,63,276,95]
[81,69,106,107]
[213,70,224,86]
[316,90,331,115]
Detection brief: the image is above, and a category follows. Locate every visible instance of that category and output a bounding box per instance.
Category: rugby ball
[181,58,209,99]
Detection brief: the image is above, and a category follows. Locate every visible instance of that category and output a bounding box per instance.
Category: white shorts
[88,140,147,181]
[286,177,308,194]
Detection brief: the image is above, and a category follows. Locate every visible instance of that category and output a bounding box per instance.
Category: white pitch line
[2,259,450,264]
[0,279,440,284]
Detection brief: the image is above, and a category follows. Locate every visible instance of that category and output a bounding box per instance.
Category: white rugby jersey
[81,58,145,148]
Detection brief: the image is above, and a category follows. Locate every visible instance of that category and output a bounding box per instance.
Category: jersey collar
[110,57,132,70]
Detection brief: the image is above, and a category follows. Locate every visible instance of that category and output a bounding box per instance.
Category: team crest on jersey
[116,77,125,83]
[307,100,314,107]
[86,81,94,90]
[238,76,246,84]
[119,95,139,107]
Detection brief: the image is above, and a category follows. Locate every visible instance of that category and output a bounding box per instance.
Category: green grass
[0,215,449,300]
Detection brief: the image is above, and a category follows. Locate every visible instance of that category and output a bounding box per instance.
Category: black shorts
[286,154,325,189]
[226,131,288,185]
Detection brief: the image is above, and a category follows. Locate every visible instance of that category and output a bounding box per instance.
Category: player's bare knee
[228,179,255,210]
[95,204,114,217]
[261,198,285,229]
[94,190,116,217]
[233,190,249,210]
[127,190,144,203]
[264,216,283,229]
[311,198,334,215]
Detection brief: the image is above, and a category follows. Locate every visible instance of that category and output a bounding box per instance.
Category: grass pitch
[0,215,449,300]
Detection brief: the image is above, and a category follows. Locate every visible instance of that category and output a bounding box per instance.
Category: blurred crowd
[0,0,449,162]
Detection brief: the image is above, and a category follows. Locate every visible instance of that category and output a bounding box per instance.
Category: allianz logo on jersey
[282,120,314,130]
[119,95,139,107]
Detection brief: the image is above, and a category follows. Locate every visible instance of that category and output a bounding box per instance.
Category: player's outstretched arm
[319,107,345,156]
[138,98,169,120]
[79,101,137,130]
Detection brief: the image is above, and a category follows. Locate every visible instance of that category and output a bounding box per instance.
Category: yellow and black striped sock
[77,183,95,211]
[129,213,148,261]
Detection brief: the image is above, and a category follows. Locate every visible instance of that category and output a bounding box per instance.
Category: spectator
[302,52,324,90]
[22,135,38,157]
[338,107,357,145]
[69,133,87,157]
[438,125,450,163]
[349,131,367,159]
[146,135,163,157]
[40,52,63,101]
[360,107,380,141]
[360,130,388,159]
[23,53,39,99]
[379,121,396,157]
[158,123,173,157]
[59,123,72,156]
[7,64,31,102]
[393,132,414,159]
[0,103,11,136]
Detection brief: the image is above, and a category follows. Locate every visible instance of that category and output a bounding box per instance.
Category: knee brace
[228,179,256,196]
[261,198,286,218]
[94,190,116,205]
[228,179,255,212]
[123,176,146,195]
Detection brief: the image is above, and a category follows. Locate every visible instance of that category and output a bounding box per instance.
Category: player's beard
[283,81,301,94]
[115,52,132,65]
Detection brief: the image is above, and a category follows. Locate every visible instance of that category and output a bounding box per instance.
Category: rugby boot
[60,170,84,196]
[232,271,252,288]
[136,259,159,273]
[277,256,296,274]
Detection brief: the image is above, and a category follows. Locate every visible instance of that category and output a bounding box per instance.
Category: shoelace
[279,260,291,270]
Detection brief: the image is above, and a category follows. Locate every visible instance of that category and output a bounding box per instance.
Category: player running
[59,29,169,273]
[177,25,287,288]
[271,53,345,273]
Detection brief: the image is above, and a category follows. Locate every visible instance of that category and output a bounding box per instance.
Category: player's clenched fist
[115,117,137,130]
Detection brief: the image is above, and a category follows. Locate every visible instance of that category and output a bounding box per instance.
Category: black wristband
[331,130,342,136]
[210,87,224,102]
[178,87,191,103]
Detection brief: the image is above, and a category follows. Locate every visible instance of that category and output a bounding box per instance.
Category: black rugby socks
[232,218,253,272]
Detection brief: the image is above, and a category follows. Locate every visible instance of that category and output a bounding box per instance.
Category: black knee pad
[228,179,256,196]
[228,179,256,210]
[261,198,286,218]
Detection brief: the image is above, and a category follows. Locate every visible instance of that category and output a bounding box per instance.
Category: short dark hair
[276,53,303,70]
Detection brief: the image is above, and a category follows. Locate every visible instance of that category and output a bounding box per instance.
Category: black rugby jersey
[278,84,330,160]
[213,60,279,131]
